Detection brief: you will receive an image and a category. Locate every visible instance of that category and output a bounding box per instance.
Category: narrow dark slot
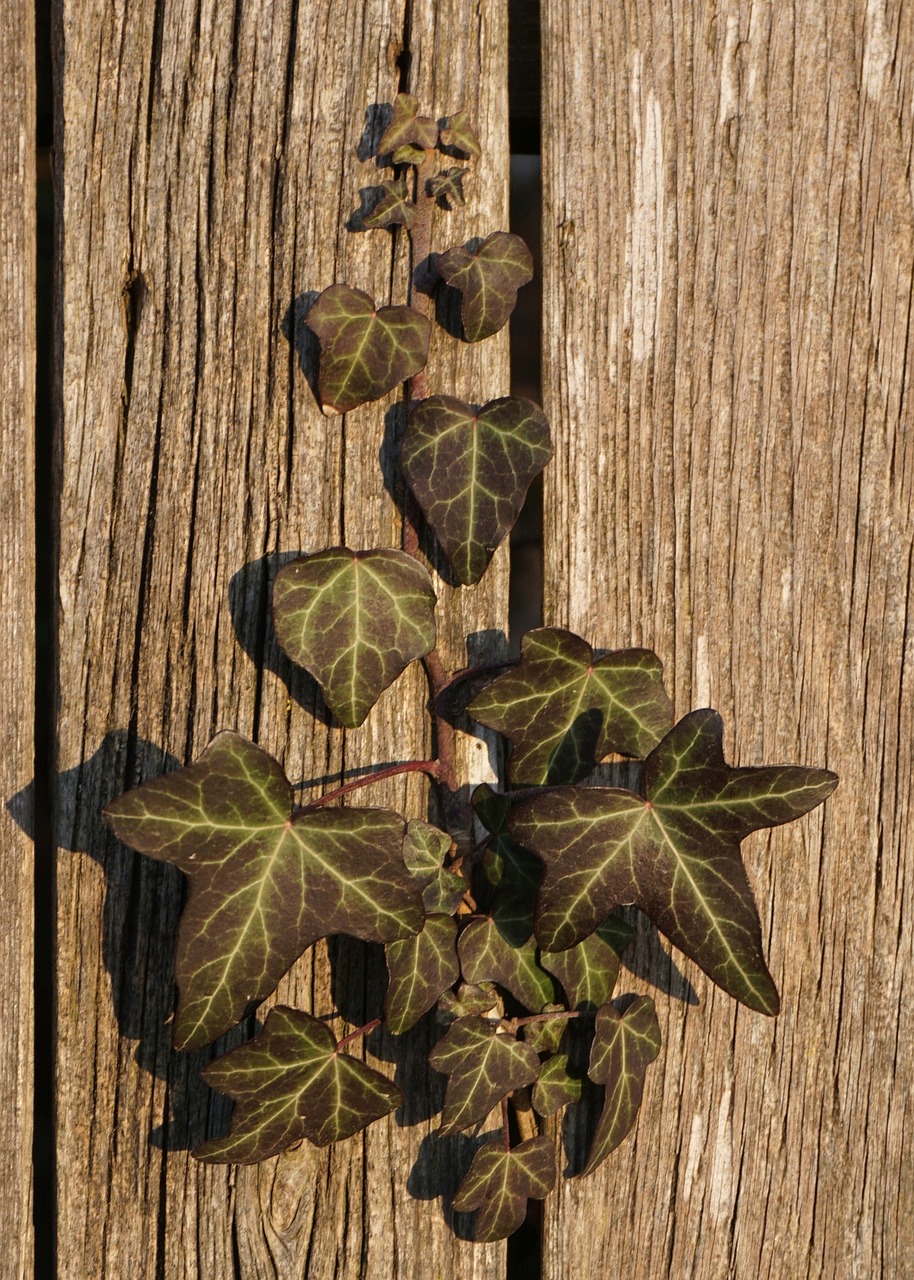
[507,0,544,1276]
[33,0,57,1275]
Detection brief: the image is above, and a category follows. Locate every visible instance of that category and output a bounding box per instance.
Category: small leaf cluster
[103,97,838,1243]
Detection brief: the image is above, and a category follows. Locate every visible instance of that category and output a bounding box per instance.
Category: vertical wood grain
[55,0,508,1275]
[0,3,35,1276]
[540,1,913,1276]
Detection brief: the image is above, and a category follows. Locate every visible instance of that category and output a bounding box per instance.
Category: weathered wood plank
[56,0,508,1274]
[0,3,35,1277]
[541,2,913,1277]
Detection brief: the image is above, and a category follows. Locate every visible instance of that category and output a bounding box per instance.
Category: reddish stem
[514,1010,582,1028]
[437,659,518,698]
[501,1097,511,1151]
[300,760,442,810]
[335,1018,382,1052]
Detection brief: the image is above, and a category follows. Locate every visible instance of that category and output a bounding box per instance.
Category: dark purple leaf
[377,93,437,155]
[401,396,552,585]
[540,914,635,1011]
[428,166,469,209]
[385,913,459,1035]
[581,998,661,1174]
[401,818,466,914]
[469,628,673,784]
[453,1136,555,1241]
[509,710,838,1013]
[436,232,533,342]
[305,284,430,414]
[272,547,436,728]
[428,1016,541,1135]
[531,1053,583,1116]
[103,733,423,1049]
[194,1007,401,1163]
[458,897,559,1013]
[361,179,417,230]
[438,111,482,158]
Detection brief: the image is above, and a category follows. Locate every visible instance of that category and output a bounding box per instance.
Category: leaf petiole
[335,1018,382,1052]
[300,760,443,810]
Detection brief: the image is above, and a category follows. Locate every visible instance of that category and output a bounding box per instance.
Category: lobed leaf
[438,111,482,158]
[378,93,438,155]
[392,143,426,166]
[522,1005,569,1053]
[458,898,559,1014]
[428,166,469,209]
[509,710,838,1013]
[474,783,543,904]
[272,547,436,728]
[401,396,552,585]
[402,818,466,914]
[436,232,533,342]
[361,179,417,230]
[469,628,673,784]
[453,1136,555,1241]
[104,733,423,1049]
[531,1053,583,1117]
[385,913,459,1035]
[194,1007,401,1163]
[540,914,635,1011]
[428,1016,541,1135]
[305,284,430,414]
[581,998,661,1174]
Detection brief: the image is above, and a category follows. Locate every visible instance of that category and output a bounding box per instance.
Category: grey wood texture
[55,0,509,1275]
[540,2,913,1278]
[0,3,35,1276]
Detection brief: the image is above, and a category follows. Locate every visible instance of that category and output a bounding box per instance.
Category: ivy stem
[513,1010,582,1028]
[501,1097,511,1151]
[437,658,519,698]
[335,1018,382,1052]
[405,147,439,402]
[299,760,443,811]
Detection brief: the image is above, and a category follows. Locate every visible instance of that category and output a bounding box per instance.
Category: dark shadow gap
[507,1,543,1275]
[34,0,56,1274]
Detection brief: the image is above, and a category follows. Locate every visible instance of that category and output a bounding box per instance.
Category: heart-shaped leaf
[378,92,438,155]
[453,1136,555,1241]
[436,232,533,342]
[273,547,436,728]
[194,1007,401,1163]
[531,1053,583,1116]
[458,898,559,1013]
[305,285,430,414]
[385,914,460,1035]
[509,710,839,1013]
[581,998,661,1175]
[439,111,482,158]
[474,784,543,903]
[522,1005,569,1053]
[402,818,466,914]
[401,396,552,585]
[428,166,469,209]
[540,914,635,1011]
[428,1016,541,1135]
[103,732,423,1049]
[469,628,673,784]
[361,179,417,230]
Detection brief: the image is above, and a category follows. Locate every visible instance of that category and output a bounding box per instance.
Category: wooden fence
[3,0,912,1276]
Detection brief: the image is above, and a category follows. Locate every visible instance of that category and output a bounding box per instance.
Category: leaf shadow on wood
[346,185,397,232]
[406,1130,499,1242]
[281,291,322,411]
[228,552,334,728]
[356,102,394,164]
[6,731,247,1153]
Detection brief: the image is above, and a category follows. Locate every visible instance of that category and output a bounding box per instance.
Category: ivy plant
[103,95,838,1243]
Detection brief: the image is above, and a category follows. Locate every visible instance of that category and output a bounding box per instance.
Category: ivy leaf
[378,93,438,155]
[452,1136,555,1242]
[428,166,469,209]
[437,981,499,1023]
[509,710,839,1013]
[474,784,543,903]
[540,914,635,1011]
[522,1005,569,1053]
[531,1053,583,1116]
[103,734,423,1049]
[428,1016,541,1135]
[438,111,482,158]
[193,1007,401,1163]
[392,143,426,166]
[436,232,533,342]
[458,899,559,1013]
[402,818,466,914]
[272,547,436,728]
[385,914,459,1035]
[401,396,552,585]
[581,998,661,1175]
[304,284,430,414]
[361,179,417,230]
[469,628,673,784]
